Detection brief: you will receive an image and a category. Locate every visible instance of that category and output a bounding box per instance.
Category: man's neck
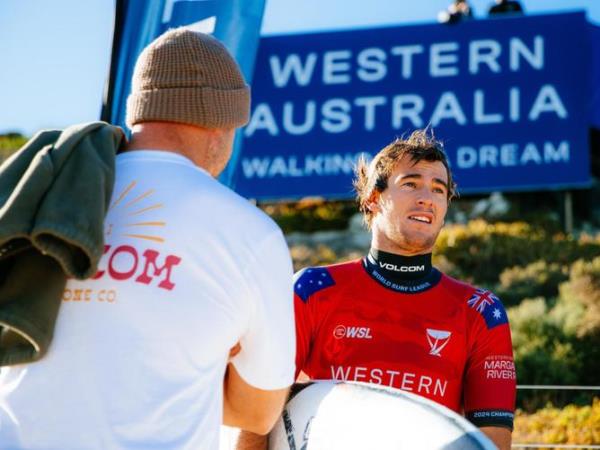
[370,234,434,257]
[361,248,441,293]
[124,122,220,176]
[367,248,433,281]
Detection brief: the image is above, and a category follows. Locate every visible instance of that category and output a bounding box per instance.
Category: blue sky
[0,0,598,136]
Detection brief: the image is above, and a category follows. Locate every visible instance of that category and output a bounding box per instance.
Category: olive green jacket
[0,122,124,365]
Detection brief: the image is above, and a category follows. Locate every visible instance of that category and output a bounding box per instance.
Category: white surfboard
[268,381,497,450]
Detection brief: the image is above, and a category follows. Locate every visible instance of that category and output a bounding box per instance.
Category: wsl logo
[333,325,373,340]
[426,329,452,357]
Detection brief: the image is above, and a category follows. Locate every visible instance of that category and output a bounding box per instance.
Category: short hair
[353,130,457,228]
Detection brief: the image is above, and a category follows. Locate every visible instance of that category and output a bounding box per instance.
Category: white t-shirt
[0,151,295,450]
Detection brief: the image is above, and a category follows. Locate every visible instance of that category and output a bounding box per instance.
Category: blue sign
[102,0,265,186]
[590,23,600,129]
[235,12,593,200]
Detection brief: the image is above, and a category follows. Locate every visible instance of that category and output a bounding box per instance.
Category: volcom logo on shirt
[93,245,181,291]
[333,325,373,340]
[379,262,425,272]
[426,329,452,357]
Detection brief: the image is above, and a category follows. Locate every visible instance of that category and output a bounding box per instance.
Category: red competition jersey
[294,259,516,429]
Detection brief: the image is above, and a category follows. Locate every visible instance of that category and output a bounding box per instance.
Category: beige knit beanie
[126,28,250,129]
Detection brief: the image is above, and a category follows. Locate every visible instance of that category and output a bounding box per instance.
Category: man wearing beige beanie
[0,28,295,449]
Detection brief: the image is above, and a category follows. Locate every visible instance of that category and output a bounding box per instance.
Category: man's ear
[365,191,381,214]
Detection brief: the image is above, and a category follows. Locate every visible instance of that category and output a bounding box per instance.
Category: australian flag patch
[467,288,508,329]
[294,267,335,302]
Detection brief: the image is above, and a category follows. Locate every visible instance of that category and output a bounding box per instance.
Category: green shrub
[509,299,582,390]
[557,257,600,338]
[0,133,27,162]
[509,271,600,407]
[289,243,362,272]
[549,257,600,386]
[435,221,546,285]
[289,244,338,271]
[497,260,569,306]
[514,399,600,447]
[262,199,356,233]
[434,220,600,287]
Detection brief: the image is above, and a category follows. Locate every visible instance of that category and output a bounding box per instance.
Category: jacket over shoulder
[0,121,124,365]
